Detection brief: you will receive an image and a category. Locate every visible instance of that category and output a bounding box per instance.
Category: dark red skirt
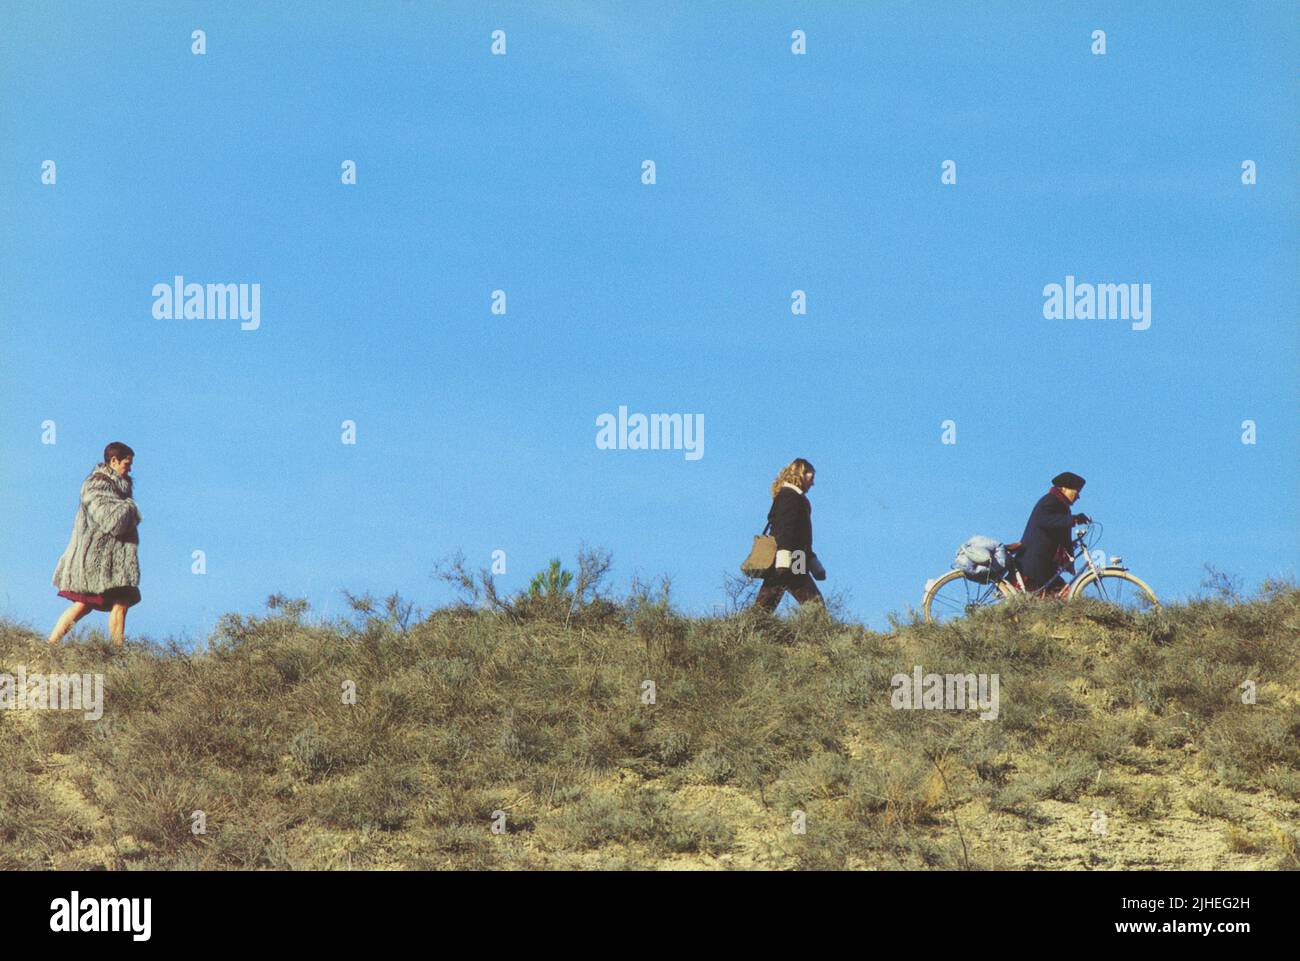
[57,586,141,612]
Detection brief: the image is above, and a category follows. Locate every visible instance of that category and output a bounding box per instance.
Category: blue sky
[2,1,1296,645]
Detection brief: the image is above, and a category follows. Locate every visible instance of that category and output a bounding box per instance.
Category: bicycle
[921,521,1158,624]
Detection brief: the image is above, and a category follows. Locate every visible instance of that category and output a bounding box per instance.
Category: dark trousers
[755,571,823,611]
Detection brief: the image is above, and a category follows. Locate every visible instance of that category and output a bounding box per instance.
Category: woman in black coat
[755,458,825,611]
[1016,471,1091,592]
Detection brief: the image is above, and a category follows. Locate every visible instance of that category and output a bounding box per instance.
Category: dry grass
[1,568,1296,870]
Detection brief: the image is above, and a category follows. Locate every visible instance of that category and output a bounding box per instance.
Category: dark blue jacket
[1017,489,1077,587]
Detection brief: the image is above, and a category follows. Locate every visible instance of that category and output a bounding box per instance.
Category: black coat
[1017,489,1076,587]
[767,486,813,556]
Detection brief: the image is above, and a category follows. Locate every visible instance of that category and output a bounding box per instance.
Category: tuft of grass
[1187,786,1238,821]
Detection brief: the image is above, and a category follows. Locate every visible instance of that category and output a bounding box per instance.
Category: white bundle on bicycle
[953,535,1008,582]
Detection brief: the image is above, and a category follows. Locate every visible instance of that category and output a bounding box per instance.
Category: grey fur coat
[52,464,143,594]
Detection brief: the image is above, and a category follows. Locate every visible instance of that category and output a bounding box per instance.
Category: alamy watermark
[50,892,150,941]
[1042,275,1150,331]
[595,405,704,461]
[890,665,1000,721]
[0,668,104,721]
[151,275,260,330]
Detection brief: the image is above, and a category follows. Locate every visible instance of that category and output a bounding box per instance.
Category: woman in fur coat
[48,442,143,645]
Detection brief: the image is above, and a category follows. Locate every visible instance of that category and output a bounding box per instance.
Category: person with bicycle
[1015,471,1091,594]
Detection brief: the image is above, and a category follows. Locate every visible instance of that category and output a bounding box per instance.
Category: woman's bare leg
[49,602,92,644]
[108,604,128,645]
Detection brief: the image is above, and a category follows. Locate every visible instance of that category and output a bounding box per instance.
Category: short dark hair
[103,441,135,464]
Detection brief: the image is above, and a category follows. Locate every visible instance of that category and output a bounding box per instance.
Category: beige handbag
[741,522,776,577]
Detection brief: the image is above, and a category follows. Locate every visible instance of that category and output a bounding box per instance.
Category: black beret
[1052,471,1086,490]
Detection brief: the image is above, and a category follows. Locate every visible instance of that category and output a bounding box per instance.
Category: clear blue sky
[2,1,1296,645]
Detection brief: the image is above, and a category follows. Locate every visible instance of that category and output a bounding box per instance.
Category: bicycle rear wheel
[1069,568,1159,612]
[922,569,1014,624]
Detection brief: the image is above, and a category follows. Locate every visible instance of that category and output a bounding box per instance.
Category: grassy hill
[2,568,1298,870]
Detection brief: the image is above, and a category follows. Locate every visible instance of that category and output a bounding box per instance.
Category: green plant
[528,559,574,599]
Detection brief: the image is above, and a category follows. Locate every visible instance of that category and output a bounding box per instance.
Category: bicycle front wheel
[922,569,1014,624]
[1069,568,1159,612]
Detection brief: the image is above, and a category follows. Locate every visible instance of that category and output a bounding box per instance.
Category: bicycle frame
[1011,523,1115,598]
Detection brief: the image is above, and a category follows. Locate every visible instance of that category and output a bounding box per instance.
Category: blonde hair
[771,458,815,498]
